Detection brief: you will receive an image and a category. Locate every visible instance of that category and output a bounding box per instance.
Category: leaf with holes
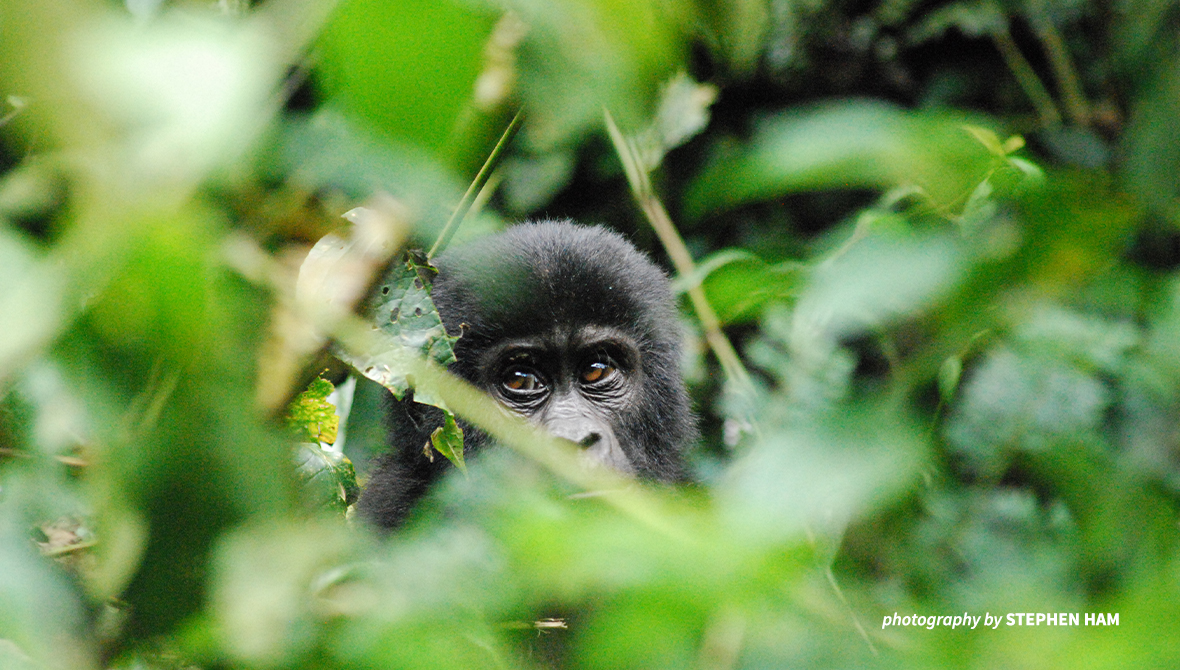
[347,250,460,399]
[337,250,467,470]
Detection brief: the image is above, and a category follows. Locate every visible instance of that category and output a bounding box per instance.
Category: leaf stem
[1034,17,1090,126]
[428,108,524,259]
[991,27,1061,127]
[603,109,753,395]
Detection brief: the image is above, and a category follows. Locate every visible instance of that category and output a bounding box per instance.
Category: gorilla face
[358,220,696,529]
[478,323,641,474]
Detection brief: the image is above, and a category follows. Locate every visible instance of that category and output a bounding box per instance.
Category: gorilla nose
[547,420,603,449]
[574,432,602,448]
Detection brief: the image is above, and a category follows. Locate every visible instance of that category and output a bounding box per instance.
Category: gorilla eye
[503,367,545,392]
[581,360,616,384]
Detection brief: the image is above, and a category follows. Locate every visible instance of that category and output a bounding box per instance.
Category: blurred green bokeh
[2,0,1179,669]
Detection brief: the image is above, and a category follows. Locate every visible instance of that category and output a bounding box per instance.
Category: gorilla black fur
[357,220,697,529]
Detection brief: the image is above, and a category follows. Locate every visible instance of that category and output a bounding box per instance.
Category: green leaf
[501,148,578,213]
[498,0,693,147]
[316,0,496,158]
[294,442,360,511]
[630,72,718,171]
[340,375,394,478]
[938,354,963,403]
[964,124,1006,155]
[337,250,467,470]
[696,0,770,76]
[907,0,1007,43]
[345,250,460,399]
[945,346,1112,480]
[286,377,339,445]
[1001,134,1026,154]
[275,111,471,241]
[684,100,993,220]
[801,229,966,338]
[718,400,929,547]
[69,206,297,638]
[1123,56,1180,216]
[0,515,93,669]
[675,249,804,325]
[429,411,467,473]
[212,519,357,665]
[0,228,64,386]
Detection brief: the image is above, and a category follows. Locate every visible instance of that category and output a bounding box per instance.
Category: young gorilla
[357,220,697,529]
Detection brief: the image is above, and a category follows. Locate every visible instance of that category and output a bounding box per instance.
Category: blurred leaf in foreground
[493,0,694,147]
[719,401,929,552]
[685,101,994,220]
[212,518,359,667]
[316,0,497,162]
[0,513,96,670]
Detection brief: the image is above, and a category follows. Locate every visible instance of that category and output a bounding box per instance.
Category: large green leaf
[316,0,497,157]
[685,100,994,220]
[352,251,460,398]
[675,248,805,325]
[491,0,694,146]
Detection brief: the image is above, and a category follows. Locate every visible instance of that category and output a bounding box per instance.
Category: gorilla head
[358,220,696,529]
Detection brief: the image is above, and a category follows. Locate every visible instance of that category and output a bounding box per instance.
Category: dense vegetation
[2,0,1179,667]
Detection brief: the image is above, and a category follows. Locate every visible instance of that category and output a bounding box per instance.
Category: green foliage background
[2,0,1180,668]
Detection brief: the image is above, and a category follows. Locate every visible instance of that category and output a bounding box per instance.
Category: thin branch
[1034,18,1090,126]
[825,566,879,657]
[603,109,754,395]
[429,108,524,259]
[991,27,1061,127]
